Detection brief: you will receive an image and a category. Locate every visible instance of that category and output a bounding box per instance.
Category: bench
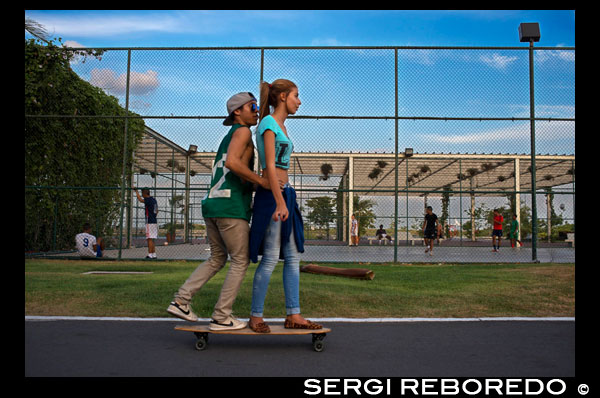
[565,233,575,247]
[367,233,423,246]
[367,236,394,245]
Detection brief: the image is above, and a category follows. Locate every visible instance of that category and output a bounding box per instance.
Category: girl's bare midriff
[262,166,289,186]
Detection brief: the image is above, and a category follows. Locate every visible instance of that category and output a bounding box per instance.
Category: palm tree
[352,196,376,237]
[25,18,50,44]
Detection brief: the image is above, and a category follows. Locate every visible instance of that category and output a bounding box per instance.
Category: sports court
[46,240,574,263]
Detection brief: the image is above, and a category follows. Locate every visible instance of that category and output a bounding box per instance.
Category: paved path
[25,318,574,377]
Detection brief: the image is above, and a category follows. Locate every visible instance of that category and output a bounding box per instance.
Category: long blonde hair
[259,79,297,120]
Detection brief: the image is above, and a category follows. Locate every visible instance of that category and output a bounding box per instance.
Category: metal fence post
[260,48,264,84]
[184,153,190,243]
[393,48,399,263]
[528,40,538,262]
[117,49,132,261]
[52,193,58,251]
[347,155,354,246]
[515,157,521,243]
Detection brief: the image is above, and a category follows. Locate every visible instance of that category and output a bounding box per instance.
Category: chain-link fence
[25,43,575,263]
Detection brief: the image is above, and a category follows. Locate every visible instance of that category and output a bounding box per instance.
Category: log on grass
[300,263,374,280]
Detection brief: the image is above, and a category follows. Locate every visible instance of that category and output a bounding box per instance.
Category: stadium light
[188,144,198,154]
[404,148,413,157]
[518,23,541,43]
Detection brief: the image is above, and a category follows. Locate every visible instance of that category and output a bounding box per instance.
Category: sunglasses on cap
[240,100,258,112]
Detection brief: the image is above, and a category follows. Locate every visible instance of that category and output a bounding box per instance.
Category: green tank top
[201,124,254,221]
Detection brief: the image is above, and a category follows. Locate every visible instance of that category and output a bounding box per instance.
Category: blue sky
[25,10,574,47]
[25,10,575,224]
[25,10,575,155]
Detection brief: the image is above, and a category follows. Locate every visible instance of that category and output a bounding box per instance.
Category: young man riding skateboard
[167,92,281,330]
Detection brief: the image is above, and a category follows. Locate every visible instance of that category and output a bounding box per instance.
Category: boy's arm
[133,188,145,204]
[224,127,270,189]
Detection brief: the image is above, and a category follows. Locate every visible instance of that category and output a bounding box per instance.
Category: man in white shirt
[75,223,105,258]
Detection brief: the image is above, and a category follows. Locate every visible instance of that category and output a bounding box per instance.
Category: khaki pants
[174,217,249,322]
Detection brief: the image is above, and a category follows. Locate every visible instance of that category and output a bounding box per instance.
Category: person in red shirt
[492,209,504,252]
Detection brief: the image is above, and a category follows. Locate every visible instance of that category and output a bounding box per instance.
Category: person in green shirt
[167,92,279,330]
[508,213,522,248]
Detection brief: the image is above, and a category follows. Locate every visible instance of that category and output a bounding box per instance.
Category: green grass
[25,259,574,318]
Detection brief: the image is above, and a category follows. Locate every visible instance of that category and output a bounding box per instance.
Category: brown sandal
[284,318,323,330]
[249,320,271,333]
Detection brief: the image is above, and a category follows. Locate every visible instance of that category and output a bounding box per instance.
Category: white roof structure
[134,127,575,197]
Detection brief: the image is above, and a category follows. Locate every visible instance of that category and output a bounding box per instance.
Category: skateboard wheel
[313,340,324,352]
[195,336,207,351]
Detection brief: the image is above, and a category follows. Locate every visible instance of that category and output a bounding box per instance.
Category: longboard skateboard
[174,324,331,352]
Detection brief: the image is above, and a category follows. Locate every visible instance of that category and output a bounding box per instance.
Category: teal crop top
[255,115,294,170]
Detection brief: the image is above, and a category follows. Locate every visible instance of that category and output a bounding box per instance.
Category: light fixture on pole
[188,144,198,154]
[518,22,541,43]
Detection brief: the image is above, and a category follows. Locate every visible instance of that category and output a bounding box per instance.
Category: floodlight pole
[528,39,539,262]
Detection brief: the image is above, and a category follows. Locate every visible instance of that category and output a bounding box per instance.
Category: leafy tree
[353,196,376,237]
[25,37,145,251]
[537,187,565,241]
[306,196,336,239]
[462,202,490,238]
[440,185,452,237]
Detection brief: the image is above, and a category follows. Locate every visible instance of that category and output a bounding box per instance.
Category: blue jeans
[250,217,301,317]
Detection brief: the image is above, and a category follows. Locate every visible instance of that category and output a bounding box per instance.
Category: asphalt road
[25,319,574,377]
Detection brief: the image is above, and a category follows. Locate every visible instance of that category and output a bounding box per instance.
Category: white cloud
[479,53,518,70]
[420,120,574,144]
[535,48,575,63]
[63,40,84,48]
[62,40,87,66]
[90,68,159,96]
[26,10,301,39]
[398,48,437,65]
[27,11,192,38]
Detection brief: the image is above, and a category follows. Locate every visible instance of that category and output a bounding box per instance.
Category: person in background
[422,206,438,256]
[492,208,504,252]
[508,213,522,249]
[350,214,359,246]
[375,224,392,245]
[75,222,105,258]
[134,187,159,259]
